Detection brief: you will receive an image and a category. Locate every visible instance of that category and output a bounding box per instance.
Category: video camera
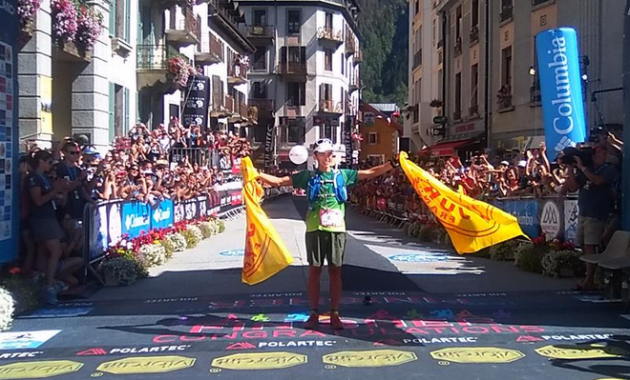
[560,146,594,167]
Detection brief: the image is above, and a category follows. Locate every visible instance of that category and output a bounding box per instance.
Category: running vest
[307,170,348,205]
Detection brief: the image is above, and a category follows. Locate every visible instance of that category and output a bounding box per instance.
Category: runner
[256,139,398,329]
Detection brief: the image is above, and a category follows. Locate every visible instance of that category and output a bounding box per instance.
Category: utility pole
[623,0,630,230]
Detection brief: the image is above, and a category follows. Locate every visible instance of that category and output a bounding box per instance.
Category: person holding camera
[561,144,619,291]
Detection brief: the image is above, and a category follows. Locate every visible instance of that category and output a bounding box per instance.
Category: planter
[53,41,91,63]
[104,273,120,287]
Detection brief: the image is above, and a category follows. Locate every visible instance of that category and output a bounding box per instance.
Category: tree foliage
[358,0,409,106]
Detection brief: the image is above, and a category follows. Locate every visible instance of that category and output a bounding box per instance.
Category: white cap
[313,139,334,153]
[517,160,527,168]
[500,160,509,166]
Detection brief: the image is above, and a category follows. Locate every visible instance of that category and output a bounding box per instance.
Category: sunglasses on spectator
[67,151,80,156]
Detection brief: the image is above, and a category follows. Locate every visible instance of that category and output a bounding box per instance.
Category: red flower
[9,267,20,275]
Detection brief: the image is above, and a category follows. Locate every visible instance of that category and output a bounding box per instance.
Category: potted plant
[75,4,103,51]
[51,0,78,44]
[101,258,139,286]
[17,0,41,33]
[0,287,15,331]
[167,57,194,89]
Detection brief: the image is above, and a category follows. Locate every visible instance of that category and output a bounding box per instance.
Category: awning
[424,139,474,157]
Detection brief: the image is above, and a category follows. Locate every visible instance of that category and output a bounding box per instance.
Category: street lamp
[529,66,536,76]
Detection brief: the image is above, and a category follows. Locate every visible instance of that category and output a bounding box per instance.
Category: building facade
[238,0,362,168]
[18,0,256,152]
[359,102,402,165]
[408,0,624,159]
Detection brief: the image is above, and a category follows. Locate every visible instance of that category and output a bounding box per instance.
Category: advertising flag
[536,28,587,160]
[241,157,293,285]
[399,152,526,253]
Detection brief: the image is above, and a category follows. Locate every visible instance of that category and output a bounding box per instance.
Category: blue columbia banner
[536,28,587,160]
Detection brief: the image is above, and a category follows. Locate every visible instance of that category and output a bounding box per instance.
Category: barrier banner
[121,202,151,238]
[536,28,587,159]
[539,198,565,240]
[564,199,579,244]
[151,199,173,230]
[500,199,540,238]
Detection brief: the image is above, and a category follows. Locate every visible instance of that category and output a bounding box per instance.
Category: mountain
[358,0,409,106]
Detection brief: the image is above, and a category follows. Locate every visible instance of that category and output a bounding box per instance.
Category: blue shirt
[576,163,618,220]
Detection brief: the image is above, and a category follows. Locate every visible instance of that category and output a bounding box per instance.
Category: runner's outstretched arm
[357,161,396,181]
[257,173,292,187]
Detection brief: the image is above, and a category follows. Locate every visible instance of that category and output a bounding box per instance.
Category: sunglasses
[67,151,80,156]
[315,139,333,146]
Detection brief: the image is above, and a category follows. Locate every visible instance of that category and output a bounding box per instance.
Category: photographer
[561,144,619,291]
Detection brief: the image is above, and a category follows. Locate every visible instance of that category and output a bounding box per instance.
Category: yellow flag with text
[399,152,526,254]
[240,157,293,285]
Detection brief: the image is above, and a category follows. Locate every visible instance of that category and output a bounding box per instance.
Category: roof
[360,101,403,133]
[369,103,400,114]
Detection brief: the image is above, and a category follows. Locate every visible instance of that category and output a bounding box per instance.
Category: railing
[225,94,235,113]
[136,44,172,69]
[229,63,248,80]
[470,26,479,44]
[497,93,513,110]
[350,75,360,89]
[355,49,363,63]
[173,5,200,40]
[345,36,357,54]
[413,49,422,69]
[317,27,343,42]
[319,99,342,113]
[209,34,224,61]
[276,62,307,75]
[249,98,274,111]
[500,4,513,22]
[169,147,211,167]
[243,25,275,39]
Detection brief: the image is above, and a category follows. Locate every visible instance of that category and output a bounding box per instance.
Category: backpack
[307,170,348,205]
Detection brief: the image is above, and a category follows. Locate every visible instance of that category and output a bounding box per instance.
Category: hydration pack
[307,170,348,204]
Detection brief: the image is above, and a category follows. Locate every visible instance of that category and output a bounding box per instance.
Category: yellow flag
[399,152,526,254]
[240,157,294,285]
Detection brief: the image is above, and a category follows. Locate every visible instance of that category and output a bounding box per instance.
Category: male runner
[256,139,398,329]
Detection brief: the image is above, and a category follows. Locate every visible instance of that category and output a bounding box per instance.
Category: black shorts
[305,231,347,267]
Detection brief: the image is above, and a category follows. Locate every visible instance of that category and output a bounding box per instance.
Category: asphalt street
[1,196,629,380]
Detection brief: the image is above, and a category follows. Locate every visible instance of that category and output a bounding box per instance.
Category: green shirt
[292,169,358,232]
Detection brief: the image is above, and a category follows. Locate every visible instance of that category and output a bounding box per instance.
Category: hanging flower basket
[75,5,103,51]
[18,0,41,32]
[51,0,78,44]
[166,57,195,89]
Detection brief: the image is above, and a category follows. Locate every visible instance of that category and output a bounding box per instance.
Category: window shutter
[125,0,131,41]
[109,83,115,143]
[300,47,306,63]
[109,1,116,37]
[280,47,287,63]
[124,87,130,134]
[319,84,324,102]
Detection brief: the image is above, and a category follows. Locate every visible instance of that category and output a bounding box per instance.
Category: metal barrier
[169,147,211,167]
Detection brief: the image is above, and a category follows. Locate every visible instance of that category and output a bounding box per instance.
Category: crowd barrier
[353,195,580,243]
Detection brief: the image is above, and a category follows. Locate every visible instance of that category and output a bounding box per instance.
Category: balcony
[354,49,363,64]
[500,4,513,23]
[454,37,462,56]
[165,5,201,47]
[437,39,443,49]
[238,102,248,119]
[349,76,360,93]
[497,86,514,112]
[276,62,308,81]
[345,36,357,56]
[247,105,259,124]
[470,25,479,45]
[242,25,275,45]
[225,95,236,113]
[319,99,342,115]
[228,63,248,85]
[453,110,462,121]
[195,34,224,66]
[413,49,422,69]
[136,44,177,90]
[529,85,542,106]
[249,98,274,119]
[317,27,343,46]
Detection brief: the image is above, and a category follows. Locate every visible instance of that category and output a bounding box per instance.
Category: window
[368,154,384,164]
[414,0,419,15]
[253,82,267,98]
[471,64,479,110]
[281,46,306,63]
[432,18,436,45]
[288,119,305,143]
[455,5,462,40]
[212,75,224,109]
[287,10,301,35]
[253,47,267,71]
[341,54,345,75]
[325,49,333,71]
[109,83,129,142]
[110,0,131,41]
[368,132,378,145]
[320,83,333,101]
[455,72,462,118]
[472,0,479,28]
[321,124,333,140]
[325,12,333,29]
[287,82,306,106]
[253,9,267,26]
[502,46,513,87]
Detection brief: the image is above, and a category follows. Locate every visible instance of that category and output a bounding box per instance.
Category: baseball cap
[313,138,334,153]
[500,160,509,166]
[517,160,527,168]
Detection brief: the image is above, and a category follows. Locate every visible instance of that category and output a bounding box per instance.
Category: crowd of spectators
[19,118,250,304]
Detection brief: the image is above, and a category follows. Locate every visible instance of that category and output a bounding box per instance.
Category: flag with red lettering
[240,157,293,285]
[399,152,526,253]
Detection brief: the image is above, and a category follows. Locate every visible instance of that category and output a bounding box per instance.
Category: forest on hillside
[357,0,409,106]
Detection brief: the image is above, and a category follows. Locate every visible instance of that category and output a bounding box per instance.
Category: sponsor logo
[516,335,544,343]
[0,331,61,350]
[258,341,336,348]
[97,356,196,375]
[0,360,83,379]
[78,345,189,356]
[535,345,628,360]
[125,214,149,231]
[144,298,198,304]
[211,352,307,370]
[430,347,525,363]
[0,1,16,15]
[540,201,561,238]
[322,350,417,368]
[226,343,256,350]
[0,352,42,360]
[388,253,448,263]
[541,334,611,342]
[402,337,477,345]
[152,207,171,223]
